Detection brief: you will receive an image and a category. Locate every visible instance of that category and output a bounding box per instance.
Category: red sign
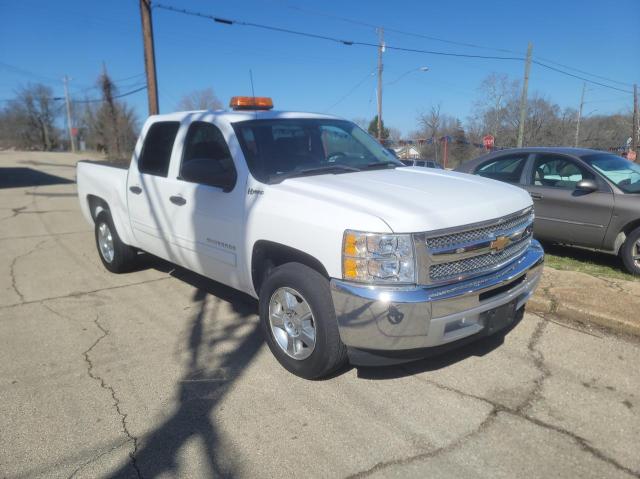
[71,127,78,137]
[483,134,495,150]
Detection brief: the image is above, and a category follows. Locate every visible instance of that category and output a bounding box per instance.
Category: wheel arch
[251,240,330,295]
[87,194,110,222]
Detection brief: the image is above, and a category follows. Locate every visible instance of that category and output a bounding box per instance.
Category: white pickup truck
[77,96,544,379]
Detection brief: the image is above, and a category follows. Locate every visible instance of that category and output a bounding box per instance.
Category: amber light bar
[229,96,274,111]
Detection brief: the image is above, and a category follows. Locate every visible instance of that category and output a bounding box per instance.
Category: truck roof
[146,109,344,124]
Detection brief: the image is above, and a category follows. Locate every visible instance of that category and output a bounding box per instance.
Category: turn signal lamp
[229,96,274,111]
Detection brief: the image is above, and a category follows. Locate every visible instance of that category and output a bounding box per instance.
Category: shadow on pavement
[0,167,75,189]
[107,255,262,478]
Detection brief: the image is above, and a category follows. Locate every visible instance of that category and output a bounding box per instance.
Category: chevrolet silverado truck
[77,96,544,379]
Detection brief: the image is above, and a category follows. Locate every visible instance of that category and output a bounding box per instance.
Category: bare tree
[80,68,138,161]
[176,88,223,111]
[387,127,402,143]
[0,83,61,150]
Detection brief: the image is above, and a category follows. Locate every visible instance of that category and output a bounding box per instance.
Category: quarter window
[138,122,180,177]
[532,155,594,189]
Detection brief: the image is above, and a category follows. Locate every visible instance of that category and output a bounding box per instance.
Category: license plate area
[482,299,518,335]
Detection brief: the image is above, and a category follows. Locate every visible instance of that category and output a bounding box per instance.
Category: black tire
[620,227,640,275]
[258,262,347,379]
[94,211,137,273]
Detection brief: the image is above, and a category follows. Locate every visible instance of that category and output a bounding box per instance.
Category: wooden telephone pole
[376,27,384,141]
[633,83,638,158]
[517,42,533,148]
[62,75,76,153]
[574,82,586,147]
[139,0,159,115]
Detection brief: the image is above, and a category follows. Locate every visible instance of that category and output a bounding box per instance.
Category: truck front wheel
[259,263,347,379]
[94,211,137,273]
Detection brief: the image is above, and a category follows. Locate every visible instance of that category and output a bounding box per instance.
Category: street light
[386,66,429,86]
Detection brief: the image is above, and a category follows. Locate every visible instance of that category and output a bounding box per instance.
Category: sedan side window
[476,155,528,183]
[180,122,237,191]
[532,155,594,189]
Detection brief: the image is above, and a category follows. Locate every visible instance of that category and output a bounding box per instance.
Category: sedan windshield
[583,153,640,193]
[233,119,403,183]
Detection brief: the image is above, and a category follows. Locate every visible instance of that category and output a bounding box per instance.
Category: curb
[528,293,640,338]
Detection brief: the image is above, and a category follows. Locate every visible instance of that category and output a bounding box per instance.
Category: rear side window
[138,121,180,177]
[476,154,528,183]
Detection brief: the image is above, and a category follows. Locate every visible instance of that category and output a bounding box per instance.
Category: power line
[533,55,632,88]
[532,60,632,94]
[324,68,376,112]
[153,3,634,94]
[71,85,148,104]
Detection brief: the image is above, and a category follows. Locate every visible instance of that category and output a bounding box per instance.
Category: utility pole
[574,82,586,148]
[139,0,159,115]
[63,75,76,153]
[633,83,638,158]
[517,42,533,148]
[376,27,384,141]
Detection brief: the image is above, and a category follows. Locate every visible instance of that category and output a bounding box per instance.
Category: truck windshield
[583,153,640,193]
[233,119,404,183]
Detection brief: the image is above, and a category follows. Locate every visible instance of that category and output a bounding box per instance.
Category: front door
[524,154,614,247]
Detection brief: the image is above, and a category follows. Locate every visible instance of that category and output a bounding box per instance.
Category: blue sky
[1,0,638,135]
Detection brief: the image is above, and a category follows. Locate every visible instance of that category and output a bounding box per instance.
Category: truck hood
[273,167,533,232]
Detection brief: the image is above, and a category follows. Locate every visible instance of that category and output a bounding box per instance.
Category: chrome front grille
[418,208,534,285]
[426,211,532,251]
[429,238,531,281]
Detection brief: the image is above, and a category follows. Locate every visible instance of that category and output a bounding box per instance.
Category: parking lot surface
[1,151,639,478]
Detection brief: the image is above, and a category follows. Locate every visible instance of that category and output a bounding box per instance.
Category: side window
[532,155,594,189]
[476,155,528,183]
[180,122,237,190]
[138,122,180,177]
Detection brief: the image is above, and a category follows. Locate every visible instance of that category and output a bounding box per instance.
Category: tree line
[1,70,633,168]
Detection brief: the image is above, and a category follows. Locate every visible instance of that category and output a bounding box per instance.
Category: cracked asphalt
[1,151,639,479]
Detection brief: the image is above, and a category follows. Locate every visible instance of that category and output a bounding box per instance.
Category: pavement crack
[9,240,47,303]
[345,408,500,478]
[83,314,143,479]
[517,318,550,414]
[67,439,130,479]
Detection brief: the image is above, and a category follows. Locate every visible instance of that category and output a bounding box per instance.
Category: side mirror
[575,179,598,193]
[181,158,236,192]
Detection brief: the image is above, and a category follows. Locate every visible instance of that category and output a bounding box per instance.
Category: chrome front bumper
[330,240,544,354]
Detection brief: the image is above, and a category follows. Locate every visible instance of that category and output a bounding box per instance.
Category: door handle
[129,185,142,195]
[530,192,543,200]
[169,195,187,206]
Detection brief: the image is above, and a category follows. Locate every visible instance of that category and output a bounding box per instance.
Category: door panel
[523,154,613,247]
[127,121,181,261]
[165,121,245,288]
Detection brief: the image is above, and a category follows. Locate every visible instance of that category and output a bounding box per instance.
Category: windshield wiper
[272,165,361,183]
[364,161,402,170]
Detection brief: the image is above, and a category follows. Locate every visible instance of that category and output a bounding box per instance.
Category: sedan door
[523,153,614,248]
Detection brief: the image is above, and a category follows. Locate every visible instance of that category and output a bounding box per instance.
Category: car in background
[401,159,443,169]
[456,147,640,274]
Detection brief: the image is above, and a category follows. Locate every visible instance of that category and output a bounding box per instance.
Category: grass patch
[542,242,639,282]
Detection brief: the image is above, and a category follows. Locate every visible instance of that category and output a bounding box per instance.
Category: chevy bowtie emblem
[490,236,511,252]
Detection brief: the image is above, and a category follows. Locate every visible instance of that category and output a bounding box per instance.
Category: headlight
[342,230,416,283]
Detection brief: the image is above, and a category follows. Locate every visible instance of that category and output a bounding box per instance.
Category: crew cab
[77,96,544,379]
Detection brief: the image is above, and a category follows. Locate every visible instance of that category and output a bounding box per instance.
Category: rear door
[523,153,614,247]
[127,121,181,261]
[474,152,530,185]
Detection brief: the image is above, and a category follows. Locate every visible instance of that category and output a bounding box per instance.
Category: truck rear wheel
[94,211,136,273]
[259,262,347,379]
[621,226,640,275]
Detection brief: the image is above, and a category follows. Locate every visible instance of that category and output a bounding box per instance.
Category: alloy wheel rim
[268,287,316,360]
[98,222,115,263]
